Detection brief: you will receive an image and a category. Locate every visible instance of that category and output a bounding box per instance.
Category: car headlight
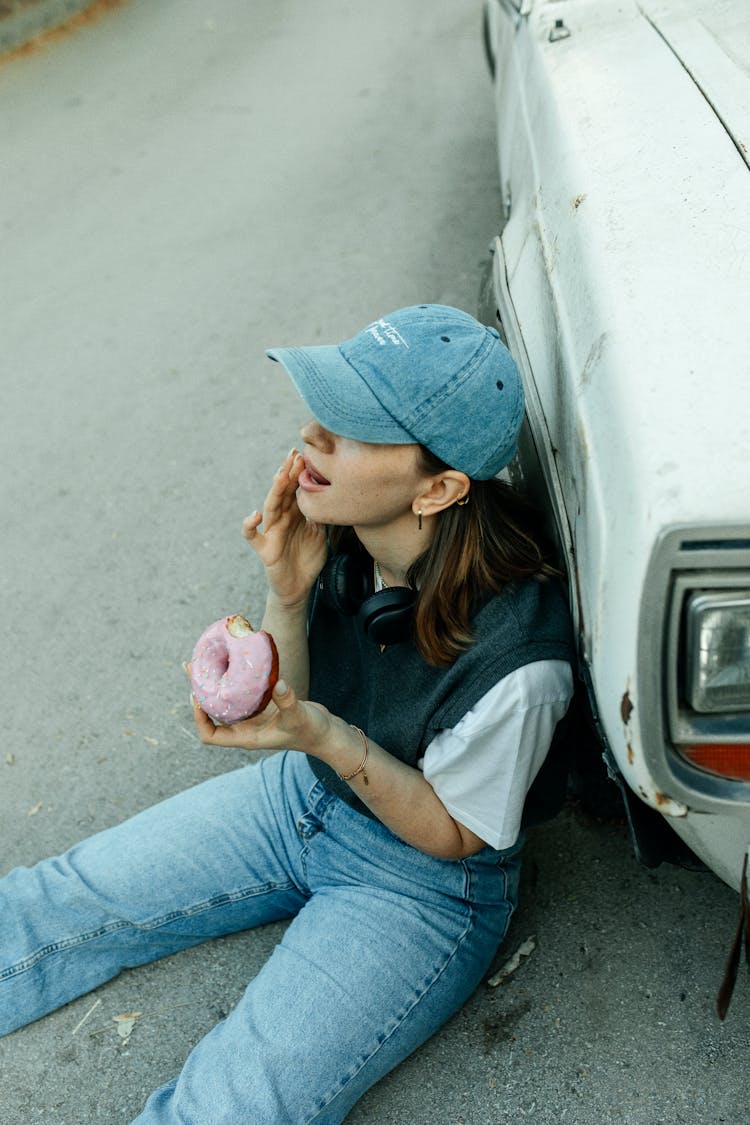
[685,591,750,713]
[642,533,750,796]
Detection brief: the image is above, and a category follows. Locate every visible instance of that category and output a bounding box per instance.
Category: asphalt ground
[1,2,749,1122]
[0,0,118,55]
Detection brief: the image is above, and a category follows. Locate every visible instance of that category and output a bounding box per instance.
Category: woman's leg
[133,781,522,1125]
[0,752,311,1036]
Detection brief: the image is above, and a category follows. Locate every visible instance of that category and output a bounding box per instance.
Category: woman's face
[296,419,428,531]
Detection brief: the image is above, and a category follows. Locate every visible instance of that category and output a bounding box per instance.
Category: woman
[1,305,575,1123]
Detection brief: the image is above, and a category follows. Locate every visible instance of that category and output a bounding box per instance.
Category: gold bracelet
[337,725,369,786]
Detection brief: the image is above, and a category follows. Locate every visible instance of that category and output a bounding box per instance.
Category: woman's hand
[192,678,332,756]
[243,449,327,609]
[192,681,488,860]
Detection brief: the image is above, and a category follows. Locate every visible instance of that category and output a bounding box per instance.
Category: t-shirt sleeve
[419,660,574,850]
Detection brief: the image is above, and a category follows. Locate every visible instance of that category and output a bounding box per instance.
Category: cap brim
[265,345,416,445]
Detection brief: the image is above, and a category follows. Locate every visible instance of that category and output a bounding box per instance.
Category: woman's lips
[298,460,331,491]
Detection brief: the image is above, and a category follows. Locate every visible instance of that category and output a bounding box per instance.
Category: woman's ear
[413,470,470,519]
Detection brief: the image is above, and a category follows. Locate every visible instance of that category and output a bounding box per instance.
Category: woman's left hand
[192,679,331,755]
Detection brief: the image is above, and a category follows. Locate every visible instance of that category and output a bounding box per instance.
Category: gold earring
[418,509,423,531]
[456,495,469,507]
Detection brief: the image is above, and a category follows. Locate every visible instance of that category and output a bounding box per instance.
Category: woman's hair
[329,445,559,667]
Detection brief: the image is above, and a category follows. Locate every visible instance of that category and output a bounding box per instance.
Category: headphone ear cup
[358,587,416,646]
[318,554,415,644]
[317,555,371,616]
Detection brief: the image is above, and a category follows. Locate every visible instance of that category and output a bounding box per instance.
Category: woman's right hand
[242,448,327,608]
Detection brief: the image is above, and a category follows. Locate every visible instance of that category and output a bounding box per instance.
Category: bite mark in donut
[190,614,279,724]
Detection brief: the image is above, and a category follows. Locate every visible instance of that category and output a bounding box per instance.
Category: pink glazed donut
[190,614,279,724]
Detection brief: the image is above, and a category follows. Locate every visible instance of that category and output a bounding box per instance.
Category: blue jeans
[0,751,521,1123]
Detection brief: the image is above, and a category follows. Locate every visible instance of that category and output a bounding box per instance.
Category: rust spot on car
[573,193,587,209]
[620,689,634,725]
[654,791,671,807]
[627,743,634,766]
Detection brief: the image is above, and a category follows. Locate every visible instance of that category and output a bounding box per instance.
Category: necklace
[373,559,388,591]
[373,560,388,652]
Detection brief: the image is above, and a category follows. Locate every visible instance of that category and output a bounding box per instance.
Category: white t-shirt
[418,660,574,850]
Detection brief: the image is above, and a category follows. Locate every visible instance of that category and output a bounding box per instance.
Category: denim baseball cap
[265,304,524,479]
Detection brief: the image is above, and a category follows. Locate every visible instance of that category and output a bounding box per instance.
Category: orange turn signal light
[680,744,750,782]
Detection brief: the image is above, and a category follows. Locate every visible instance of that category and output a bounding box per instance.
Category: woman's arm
[260,594,310,699]
[192,682,487,860]
[312,706,488,860]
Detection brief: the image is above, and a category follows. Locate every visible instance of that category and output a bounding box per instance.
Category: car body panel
[639,0,750,170]
[483,0,750,888]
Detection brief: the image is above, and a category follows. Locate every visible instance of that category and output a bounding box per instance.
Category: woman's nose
[300,420,334,451]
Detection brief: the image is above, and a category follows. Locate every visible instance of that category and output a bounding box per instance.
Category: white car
[480,0,750,910]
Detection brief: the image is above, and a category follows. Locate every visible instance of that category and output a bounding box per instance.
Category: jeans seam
[0,879,298,981]
[305,856,520,1122]
[305,901,476,1122]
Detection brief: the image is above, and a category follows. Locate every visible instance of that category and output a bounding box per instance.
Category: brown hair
[329,446,558,667]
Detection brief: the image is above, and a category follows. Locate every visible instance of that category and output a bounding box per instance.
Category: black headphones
[316,553,416,646]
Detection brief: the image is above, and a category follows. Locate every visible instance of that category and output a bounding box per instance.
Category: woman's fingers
[191,691,277,749]
[271,678,293,707]
[242,510,263,542]
[192,697,267,747]
[288,450,304,486]
[191,685,330,757]
[258,449,302,525]
[241,447,322,597]
[192,697,221,743]
[245,449,305,547]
